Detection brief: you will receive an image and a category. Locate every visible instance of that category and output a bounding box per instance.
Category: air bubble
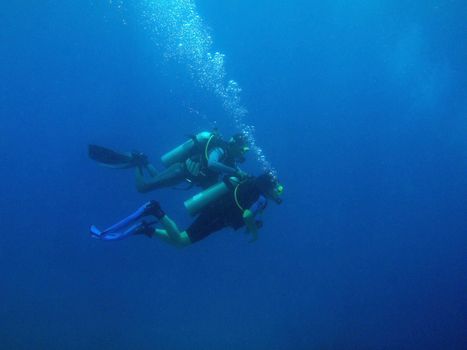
[135,0,277,176]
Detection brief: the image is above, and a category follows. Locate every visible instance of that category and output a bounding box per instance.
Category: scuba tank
[184,176,241,216]
[161,131,213,167]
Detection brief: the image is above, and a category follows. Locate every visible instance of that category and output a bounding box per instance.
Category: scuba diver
[90,173,284,246]
[89,131,250,193]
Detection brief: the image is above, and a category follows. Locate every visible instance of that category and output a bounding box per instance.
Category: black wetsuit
[186,179,263,243]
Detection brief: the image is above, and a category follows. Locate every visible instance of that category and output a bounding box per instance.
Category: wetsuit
[186,180,267,243]
[138,147,239,191]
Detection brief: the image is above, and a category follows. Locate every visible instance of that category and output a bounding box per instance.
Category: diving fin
[88,144,136,169]
[89,202,159,241]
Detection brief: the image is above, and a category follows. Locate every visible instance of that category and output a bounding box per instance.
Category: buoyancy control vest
[160,131,236,186]
[184,176,260,219]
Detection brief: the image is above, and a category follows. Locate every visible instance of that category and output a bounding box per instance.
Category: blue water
[1,1,466,349]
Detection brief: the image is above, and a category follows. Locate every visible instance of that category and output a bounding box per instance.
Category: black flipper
[88,144,135,168]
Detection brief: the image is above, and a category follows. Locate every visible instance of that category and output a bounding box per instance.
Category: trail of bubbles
[137,0,276,177]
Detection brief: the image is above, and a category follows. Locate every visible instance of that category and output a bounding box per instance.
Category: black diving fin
[88,144,139,169]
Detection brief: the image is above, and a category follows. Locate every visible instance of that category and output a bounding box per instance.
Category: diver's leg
[142,201,191,247]
[147,209,219,246]
[159,215,191,246]
[145,163,158,177]
[152,225,191,247]
[148,215,191,247]
[135,162,187,193]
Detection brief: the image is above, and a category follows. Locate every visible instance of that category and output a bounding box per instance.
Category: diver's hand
[235,169,250,180]
[255,220,263,229]
[248,230,259,243]
[248,221,262,243]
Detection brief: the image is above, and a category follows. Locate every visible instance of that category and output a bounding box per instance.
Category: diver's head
[229,133,250,163]
[255,173,284,204]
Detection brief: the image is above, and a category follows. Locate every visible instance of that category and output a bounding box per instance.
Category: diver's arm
[243,196,268,242]
[243,209,259,242]
[207,148,238,174]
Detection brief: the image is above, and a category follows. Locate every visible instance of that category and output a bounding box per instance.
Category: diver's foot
[144,200,166,219]
[133,221,155,238]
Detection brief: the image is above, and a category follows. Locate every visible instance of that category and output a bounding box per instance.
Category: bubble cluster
[137,0,277,177]
[107,0,128,24]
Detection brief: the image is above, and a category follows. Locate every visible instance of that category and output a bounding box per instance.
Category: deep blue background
[1,1,466,349]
